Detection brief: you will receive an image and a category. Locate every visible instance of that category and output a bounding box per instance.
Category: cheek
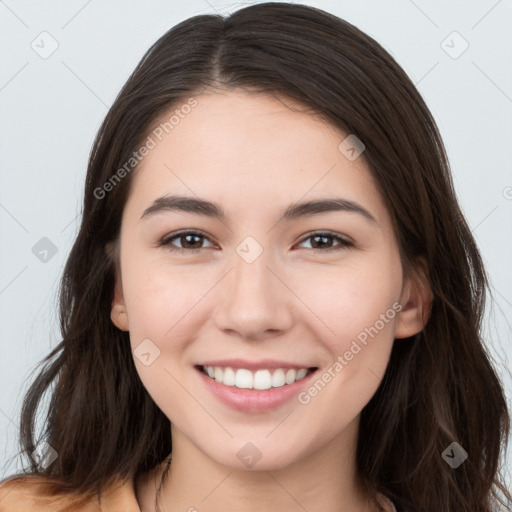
[294,274,400,432]
[122,253,207,339]
[121,257,215,409]
[121,261,200,421]
[291,257,402,350]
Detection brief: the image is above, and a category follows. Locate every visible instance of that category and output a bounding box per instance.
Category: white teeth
[296,368,308,380]
[202,366,312,390]
[271,368,285,387]
[285,369,296,385]
[222,367,236,386]
[253,370,272,390]
[235,369,253,389]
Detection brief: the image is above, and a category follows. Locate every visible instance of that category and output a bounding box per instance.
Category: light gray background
[1,0,511,490]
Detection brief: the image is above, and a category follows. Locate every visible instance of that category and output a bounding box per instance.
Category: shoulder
[0,475,138,512]
[0,458,170,512]
[0,476,70,512]
[0,477,37,511]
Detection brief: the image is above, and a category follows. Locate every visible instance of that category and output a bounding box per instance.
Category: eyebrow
[140,195,377,224]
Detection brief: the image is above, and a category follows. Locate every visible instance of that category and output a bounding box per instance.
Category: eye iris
[181,234,202,248]
[311,234,333,249]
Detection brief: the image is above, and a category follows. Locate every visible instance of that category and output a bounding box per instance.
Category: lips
[194,359,319,412]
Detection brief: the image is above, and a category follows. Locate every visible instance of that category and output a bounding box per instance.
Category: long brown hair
[3,3,510,511]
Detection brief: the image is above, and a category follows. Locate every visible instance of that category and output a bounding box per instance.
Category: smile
[199,365,317,390]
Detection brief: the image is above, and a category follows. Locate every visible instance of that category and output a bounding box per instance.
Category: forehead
[125,89,385,225]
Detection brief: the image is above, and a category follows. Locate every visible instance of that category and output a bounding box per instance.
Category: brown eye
[297,232,353,251]
[159,231,214,252]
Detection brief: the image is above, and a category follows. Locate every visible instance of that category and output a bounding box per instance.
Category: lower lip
[195,367,318,412]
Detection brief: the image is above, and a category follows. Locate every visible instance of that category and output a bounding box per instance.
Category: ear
[394,258,433,339]
[107,240,130,332]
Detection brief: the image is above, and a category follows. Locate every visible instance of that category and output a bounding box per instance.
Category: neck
[137,417,378,512]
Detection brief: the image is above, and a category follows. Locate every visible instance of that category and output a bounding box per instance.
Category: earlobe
[110,274,129,332]
[111,301,129,331]
[394,261,433,339]
[106,239,129,332]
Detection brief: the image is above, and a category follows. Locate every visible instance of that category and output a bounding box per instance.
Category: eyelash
[158,230,354,253]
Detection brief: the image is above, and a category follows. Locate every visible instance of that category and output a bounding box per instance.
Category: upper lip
[196,359,318,371]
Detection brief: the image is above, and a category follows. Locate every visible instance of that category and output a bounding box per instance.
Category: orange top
[0,468,397,512]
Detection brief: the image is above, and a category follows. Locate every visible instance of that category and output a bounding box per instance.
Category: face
[110,89,429,471]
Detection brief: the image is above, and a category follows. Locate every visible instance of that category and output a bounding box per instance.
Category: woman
[0,3,509,511]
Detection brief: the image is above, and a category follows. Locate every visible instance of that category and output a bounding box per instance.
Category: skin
[110,89,432,512]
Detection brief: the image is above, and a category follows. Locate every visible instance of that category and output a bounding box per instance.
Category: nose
[212,244,294,341]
